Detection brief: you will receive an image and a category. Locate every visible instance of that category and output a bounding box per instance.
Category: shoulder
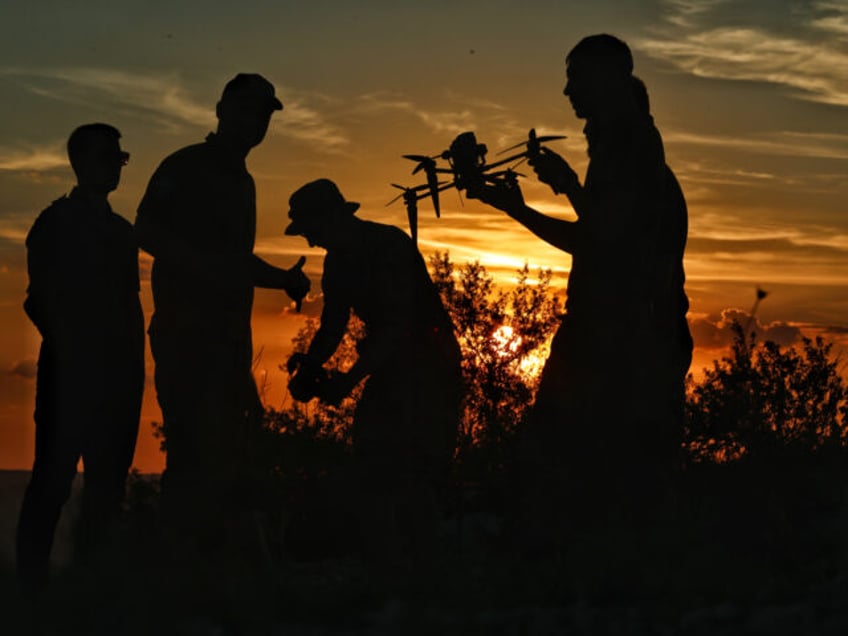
[27,196,73,245]
[159,141,211,168]
[363,221,414,250]
[142,141,210,201]
[107,209,136,235]
[152,141,214,179]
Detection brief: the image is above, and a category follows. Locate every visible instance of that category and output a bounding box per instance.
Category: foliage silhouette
[275,253,560,481]
[428,252,560,478]
[686,321,848,460]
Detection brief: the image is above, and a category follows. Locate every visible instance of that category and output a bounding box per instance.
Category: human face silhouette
[218,100,277,150]
[563,62,610,120]
[75,135,127,194]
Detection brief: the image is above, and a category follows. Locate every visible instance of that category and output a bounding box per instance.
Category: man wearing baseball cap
[135,74,309,540]
[285,178,462,560]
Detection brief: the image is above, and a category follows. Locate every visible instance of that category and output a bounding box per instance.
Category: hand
[528,147,578,195]
[474,181,526,215]
[286,351,315,374]
[315,372,355,407]
[285,256,310,311]
[286,352,323,402]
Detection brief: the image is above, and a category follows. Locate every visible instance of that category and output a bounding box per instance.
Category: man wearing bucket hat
[285,178,462,559]
[135,74,310,533]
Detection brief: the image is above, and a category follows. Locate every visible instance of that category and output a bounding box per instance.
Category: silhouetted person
[135,74,310,536]
[477,35,693,540]
[285,179,462,560]
[17,123,144,595]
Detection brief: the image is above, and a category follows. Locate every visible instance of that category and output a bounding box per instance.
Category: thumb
[292,255,307,271]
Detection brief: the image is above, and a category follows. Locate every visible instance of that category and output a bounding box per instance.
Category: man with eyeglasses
[17,123,144,596]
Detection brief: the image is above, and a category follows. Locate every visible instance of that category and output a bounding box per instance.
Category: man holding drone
[476,34,693,539]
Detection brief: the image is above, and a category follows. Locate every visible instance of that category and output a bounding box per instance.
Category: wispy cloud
[0,142,66,172]
[664,129,848,161]
[640,2,848,107]
[0,66,215,130]
[1,67,351,152]
[354,90,528,140]
[811,2,848,39]
[273,95,350,150]
[663,0,730,28]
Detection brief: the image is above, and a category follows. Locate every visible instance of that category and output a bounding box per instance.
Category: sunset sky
[1,0,846,472]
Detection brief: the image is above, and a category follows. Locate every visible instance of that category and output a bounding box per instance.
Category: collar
[205,132,249,168]
[68,187,113,215]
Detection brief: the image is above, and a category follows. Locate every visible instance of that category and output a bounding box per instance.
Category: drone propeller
[497,128,567,155]
[385,181,451,207]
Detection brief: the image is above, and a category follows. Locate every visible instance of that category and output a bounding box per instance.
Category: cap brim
[271,97,283,111]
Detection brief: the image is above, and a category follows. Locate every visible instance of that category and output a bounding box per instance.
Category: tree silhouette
[686,321,848,460]
[428,252,560,475]
[275,253,561,480]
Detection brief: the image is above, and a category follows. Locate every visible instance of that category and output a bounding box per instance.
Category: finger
[295,298,303,313]
[293,255,306,271]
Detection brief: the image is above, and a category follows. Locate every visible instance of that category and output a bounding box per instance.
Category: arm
[304,256,351,366]
[251,254,310,305]
[287,263,350,402]
[475,181,580,254]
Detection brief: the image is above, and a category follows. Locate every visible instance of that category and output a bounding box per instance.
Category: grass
[3,446,848,634]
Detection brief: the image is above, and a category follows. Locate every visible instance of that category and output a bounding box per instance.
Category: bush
[686,321,848,460]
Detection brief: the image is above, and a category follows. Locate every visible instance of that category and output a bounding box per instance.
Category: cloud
[664,130,848,161]
[9,358,37,379]
[0,142,67,172]
[811,2,848,39]
[354,90,522,139]
[270,88,350,150]
[0,66,215,131]
[663,0,730,28]
[0,68,350,152]
[639,2,848,107]
[689,307,801,349]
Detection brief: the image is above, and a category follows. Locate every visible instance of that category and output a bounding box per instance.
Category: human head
[631,76,650,116]
[563,34,633,119]
[67,123,127,194]
[216,73,283,150]
[284,179,360,248]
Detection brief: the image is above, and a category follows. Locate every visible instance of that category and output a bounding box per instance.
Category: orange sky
[1,1,847,472]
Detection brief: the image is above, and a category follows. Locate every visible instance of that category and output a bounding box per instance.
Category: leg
[16,365,82,595]
[78,369,142,557]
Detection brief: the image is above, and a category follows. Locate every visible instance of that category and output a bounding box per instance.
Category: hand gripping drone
[387,128,565,243]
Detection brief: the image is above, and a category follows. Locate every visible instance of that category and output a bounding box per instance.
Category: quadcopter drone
[387,128,565,243]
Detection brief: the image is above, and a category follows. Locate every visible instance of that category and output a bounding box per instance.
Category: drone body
[389,128,565,243]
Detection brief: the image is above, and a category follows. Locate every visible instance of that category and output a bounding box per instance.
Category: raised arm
[474,181,580,254]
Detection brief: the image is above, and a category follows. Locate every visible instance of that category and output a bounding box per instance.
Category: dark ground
[2,455,848,635]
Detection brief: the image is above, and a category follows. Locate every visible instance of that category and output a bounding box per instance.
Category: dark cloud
[9,358,37,379]
[687,236,848,258]
[690,308,802,349]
